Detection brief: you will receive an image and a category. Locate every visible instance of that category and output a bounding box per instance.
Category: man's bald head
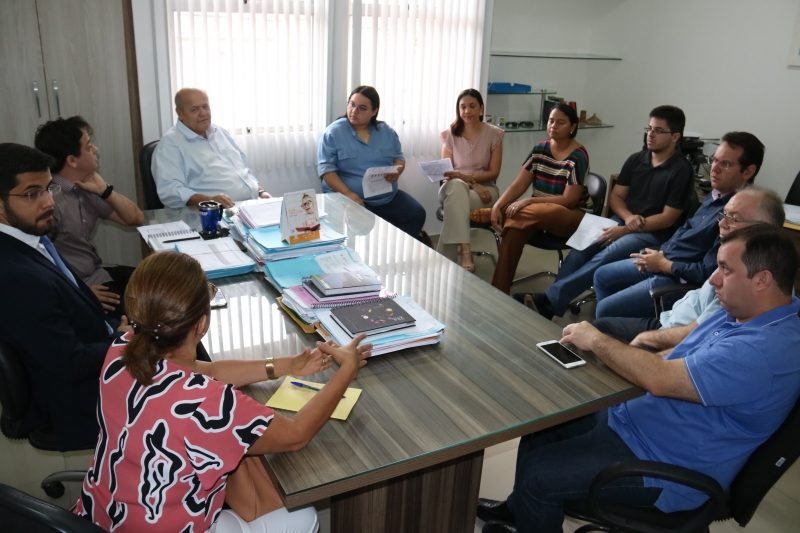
[174,89,211,137]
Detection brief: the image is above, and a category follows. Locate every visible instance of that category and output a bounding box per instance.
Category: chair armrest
[649,284,701,301]
[587,459,725,533]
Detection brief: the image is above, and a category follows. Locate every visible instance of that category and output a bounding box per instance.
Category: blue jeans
[507,411,661,533]
[365,189,427,241]
[593,259,680,318]
[544,220,660,316]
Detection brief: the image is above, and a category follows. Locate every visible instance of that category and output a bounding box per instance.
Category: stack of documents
[281,286,396,325]
[263,249,367,291]
[784,203,800,226]
[237,198,328,229]
[174,237,256,279]
[316,296,444,356]
[239,220,347,262]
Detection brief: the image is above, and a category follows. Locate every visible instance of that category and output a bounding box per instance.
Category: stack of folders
[315,296,444,356]
[235,219,346,262]
[281,286,396,325]
[263,249,370,292]
[174,237,256,279]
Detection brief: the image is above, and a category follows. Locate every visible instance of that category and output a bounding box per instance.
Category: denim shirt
[317,118,404,207]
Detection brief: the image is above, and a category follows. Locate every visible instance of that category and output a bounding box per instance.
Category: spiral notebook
[137,221,202,252]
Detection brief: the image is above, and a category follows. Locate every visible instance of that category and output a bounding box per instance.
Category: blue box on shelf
[487,82,531,93]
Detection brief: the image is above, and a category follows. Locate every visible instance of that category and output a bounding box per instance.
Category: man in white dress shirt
[152,88,271,208]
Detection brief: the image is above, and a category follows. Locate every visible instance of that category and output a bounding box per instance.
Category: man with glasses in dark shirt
[516,106,693,320]
[593,131,764,319]
[0,143,130,452]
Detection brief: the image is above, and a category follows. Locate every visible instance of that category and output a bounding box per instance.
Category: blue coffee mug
[199,201,221,233]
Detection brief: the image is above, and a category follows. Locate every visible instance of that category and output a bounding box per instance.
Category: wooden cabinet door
[36,0,141,268]
[0,0,52,144]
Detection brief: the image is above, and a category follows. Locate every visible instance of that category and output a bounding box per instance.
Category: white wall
[490,0,800,197]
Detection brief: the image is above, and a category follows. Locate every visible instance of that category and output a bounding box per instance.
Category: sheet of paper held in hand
[265,378,362,420]
[362,166,399,198]
[418,158,454,182]
[565,213,619,250]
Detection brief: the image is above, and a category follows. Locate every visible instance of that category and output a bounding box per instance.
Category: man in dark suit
[0,143,130,452]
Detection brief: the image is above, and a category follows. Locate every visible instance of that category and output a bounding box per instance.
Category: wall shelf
[497,124,614,133]
[490,51,622,60]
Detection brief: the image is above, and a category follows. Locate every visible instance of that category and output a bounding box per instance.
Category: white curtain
[353,0,487,157]
[166,0,328,175]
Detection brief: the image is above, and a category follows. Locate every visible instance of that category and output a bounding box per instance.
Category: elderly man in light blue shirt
[152,88,271,208]
[592,185,785,351]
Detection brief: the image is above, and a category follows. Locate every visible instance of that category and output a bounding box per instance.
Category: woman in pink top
[75,252,371,533]
[438,89,504,272]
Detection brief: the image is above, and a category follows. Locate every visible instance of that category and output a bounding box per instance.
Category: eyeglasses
[644,126,672,135]
[716,211,762,228]
[347,101,370,113]
[208,282,218,299]
[301,201,313,208]
[706,156,740,170]
[5,184,61,203]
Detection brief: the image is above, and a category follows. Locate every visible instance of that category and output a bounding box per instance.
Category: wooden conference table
[143,193,642,533]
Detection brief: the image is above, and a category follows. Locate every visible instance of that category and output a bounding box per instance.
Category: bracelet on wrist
[264,357,277,380]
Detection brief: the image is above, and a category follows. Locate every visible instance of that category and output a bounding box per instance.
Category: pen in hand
[291,381,346,399]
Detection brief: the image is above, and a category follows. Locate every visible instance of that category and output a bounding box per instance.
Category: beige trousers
[436,179,499,262]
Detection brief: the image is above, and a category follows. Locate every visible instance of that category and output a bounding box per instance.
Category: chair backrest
[138,140,163,210]
[728,393,800,526]
[0,337,32,439]
[586,172,607,216]
[0,483,105,533]
[785,170,800,206]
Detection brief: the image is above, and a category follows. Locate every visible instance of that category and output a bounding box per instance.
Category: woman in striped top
[490,104,589,294]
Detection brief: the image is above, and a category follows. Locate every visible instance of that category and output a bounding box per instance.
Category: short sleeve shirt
[522,140,589,199]
[51,173,115,285]
[615,150,694,242]
[440,124,504,186]
[75,334,275,532]
[609,298,800,513]
[317,118,405,207]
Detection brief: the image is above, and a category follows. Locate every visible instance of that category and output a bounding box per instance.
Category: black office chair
[785,170,800,206]
[435,206,501,264]
[512,172,608,289]
[0,338,92,499]
[139,140,163,210]
[564,393,800,532]
[0,483,105,533]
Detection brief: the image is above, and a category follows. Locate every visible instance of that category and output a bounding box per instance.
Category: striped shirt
[523,139,589,199]
[51,173,114,286]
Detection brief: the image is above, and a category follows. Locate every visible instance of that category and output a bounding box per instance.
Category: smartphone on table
[536,340,586,369]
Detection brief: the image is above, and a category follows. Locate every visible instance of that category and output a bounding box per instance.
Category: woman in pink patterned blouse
[438,89,505,272]
[75,252,371,533]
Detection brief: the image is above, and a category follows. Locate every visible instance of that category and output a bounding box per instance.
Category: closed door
[0,1,51,144]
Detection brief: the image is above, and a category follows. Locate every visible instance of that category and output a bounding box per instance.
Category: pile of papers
[784,203,800,226]
[228,217,346,262]
[315,296,444,356]
[174,237,256,279]
[237,198,328,229]
[263,249,367,292]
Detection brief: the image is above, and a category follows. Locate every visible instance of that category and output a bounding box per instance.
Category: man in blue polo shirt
[593,131,764,319]
[477,224,800,533]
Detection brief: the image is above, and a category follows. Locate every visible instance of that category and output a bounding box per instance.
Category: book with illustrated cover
[310,270,381,296]
[303,281,381,302]
[330,300,416,337]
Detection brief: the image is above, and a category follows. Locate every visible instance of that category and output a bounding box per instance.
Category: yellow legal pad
[265,378,362,420]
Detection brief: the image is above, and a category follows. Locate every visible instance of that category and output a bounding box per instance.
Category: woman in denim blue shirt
[317,86,426,240]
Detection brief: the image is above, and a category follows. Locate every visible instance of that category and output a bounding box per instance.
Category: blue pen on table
[290,381,346,398]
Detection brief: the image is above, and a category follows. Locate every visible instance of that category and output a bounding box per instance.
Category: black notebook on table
[330,300,416,337]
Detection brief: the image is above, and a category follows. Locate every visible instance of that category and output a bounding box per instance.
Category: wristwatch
[100,183,114,200]
[470,175,476,185]
[264,357,277,380]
